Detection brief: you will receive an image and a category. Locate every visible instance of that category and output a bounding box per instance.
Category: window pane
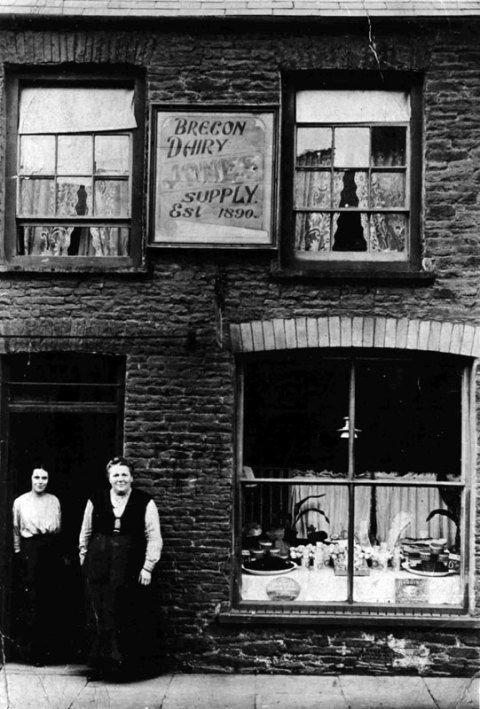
[296,128,332,166]
[355,360,462,479]
[18,224,129,257]
[95,135,130,175]
[371,172,406,208]
[296,91,411,123]
[94,180,130,217]
[243,358,350,476]
[57,135,93,175]
[295,171,330,208]
[352,486,463,606]
[331,212,368,252]
[370,213,407,253]
[371,127,406,166]
[19,178,55,216]
[19,135,55,175]
[334,128,369,167]
[240,483,348,603]
[56,178,92,217]
[295,212,331,252]
[333,170,368,209]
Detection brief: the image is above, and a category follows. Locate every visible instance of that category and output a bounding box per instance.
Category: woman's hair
[106,456,134,476]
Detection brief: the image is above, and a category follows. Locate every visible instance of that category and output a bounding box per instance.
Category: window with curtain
[5,73,144,268]
[281,73,423,274]
[237,353,470,614]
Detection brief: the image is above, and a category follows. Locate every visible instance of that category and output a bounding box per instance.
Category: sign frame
[148,104,278,249]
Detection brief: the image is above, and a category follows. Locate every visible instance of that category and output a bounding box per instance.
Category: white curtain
[290,485,371,540]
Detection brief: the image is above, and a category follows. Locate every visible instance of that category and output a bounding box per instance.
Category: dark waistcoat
[90,488,151,542]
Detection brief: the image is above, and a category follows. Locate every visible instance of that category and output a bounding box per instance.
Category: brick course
[0,17,479,675]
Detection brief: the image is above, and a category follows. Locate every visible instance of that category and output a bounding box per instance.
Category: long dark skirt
[14,534,63,663]
[85,533,151,672]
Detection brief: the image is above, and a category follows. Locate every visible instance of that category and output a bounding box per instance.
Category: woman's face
[31,468,49,494]
[108,463,133,495]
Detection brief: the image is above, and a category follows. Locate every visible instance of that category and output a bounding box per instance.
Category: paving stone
[338,675,435,709]
[161,674,256,709]
[254,675,347,708]
[423,676,480,709]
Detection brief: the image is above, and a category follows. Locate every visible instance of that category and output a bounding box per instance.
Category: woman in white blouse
[12,467,62,664]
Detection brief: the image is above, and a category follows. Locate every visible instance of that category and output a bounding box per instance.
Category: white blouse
[12,491,61,552]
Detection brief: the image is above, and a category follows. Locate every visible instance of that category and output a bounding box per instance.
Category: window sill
[218,609,480,629]
[271,267,435,284]
[0,258,149,276]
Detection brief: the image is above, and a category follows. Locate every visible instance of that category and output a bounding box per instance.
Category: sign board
[395,577,429,604]
[150,107,276,247]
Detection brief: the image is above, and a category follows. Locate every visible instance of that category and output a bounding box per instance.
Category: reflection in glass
[19,135,55,175]
[56,178,92,217]
[296,128,332,166]
[57,135,93,175]
[332,211,368,252]
[371,127,406,166]
[295,212,330,251]
[370,213,407,252]
[352,486,463,606]
[371,172,406,208]
[94,180,129,217]
[295,171,330,208]
[19,178,55,216]
[95,135,130,175]
[334,128,369,167]
[333,170,368,208]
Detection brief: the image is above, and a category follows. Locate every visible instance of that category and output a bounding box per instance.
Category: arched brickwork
[229,316,480,357]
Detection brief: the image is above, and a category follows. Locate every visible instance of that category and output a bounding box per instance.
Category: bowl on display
[266,577,301,602]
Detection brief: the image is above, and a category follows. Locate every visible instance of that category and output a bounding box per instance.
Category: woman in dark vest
[79,456,162,675]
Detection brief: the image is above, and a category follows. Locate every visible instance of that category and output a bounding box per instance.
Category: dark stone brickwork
[0,17,479,675]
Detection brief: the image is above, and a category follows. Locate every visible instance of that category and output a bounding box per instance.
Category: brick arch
[229,316,480,358]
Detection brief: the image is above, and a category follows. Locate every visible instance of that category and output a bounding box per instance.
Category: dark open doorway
[2,353,125,662]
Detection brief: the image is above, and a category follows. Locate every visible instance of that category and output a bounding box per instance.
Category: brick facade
[0,16,480,676]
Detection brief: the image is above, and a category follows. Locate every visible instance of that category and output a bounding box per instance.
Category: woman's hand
[138,568,152,586]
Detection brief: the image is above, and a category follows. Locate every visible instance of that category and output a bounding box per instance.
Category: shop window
[5,70,144,270]
[281,73,423,275]
[237,353,470,615]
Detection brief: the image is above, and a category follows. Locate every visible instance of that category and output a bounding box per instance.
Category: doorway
[2,353,125,661]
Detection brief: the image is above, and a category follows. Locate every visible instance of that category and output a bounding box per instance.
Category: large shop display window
[237,352,471,615]
[5,71,144,270]
[281,73,423,275]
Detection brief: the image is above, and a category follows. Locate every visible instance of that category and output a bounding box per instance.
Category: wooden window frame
[4,66,145,273]
[232,351,474,620]
[279,71,424,279]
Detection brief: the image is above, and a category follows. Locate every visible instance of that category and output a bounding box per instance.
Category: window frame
[233,350,474,620]
[4,67,145,272]
[279,71,424,277]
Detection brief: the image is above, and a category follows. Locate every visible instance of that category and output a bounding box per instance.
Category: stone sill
[271,268,436,284]
[219,611,480,629]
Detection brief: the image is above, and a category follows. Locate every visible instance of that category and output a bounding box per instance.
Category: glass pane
[295,212,330,252]
[240,483,348,603]
[56,178,92,217]
[243,358,350,476]
[19,178,55,216]
[371,172,406,208]
[296,128,332,166]
[17,224,129,257]
[333,170,368,208]
[370,213,407,252]
[331,212,368,252]
[295,171,330,208]
[57,135,93,175]
[94,180,130,217]
[296,91,411,123]
[371,127,406,166]
[355,360,462,480]
[19,135,55,175]
[334,128,369,167]
[95,135,130,175]
[353,486,463,606]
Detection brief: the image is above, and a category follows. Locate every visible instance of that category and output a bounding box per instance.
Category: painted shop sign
[151,107,276,247]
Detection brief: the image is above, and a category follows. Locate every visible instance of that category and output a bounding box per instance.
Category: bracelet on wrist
[142,567,151,573]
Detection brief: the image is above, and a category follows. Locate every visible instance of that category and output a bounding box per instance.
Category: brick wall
[0,17,480,675]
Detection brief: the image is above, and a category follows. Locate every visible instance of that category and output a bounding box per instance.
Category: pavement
[0,664,478,709]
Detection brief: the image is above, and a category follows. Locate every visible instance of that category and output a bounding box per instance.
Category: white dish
[401,561,456,577]
[242,561,296,576]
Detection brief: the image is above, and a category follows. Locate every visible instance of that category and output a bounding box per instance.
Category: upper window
[5,71,144,270]
[281,73,423,275]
